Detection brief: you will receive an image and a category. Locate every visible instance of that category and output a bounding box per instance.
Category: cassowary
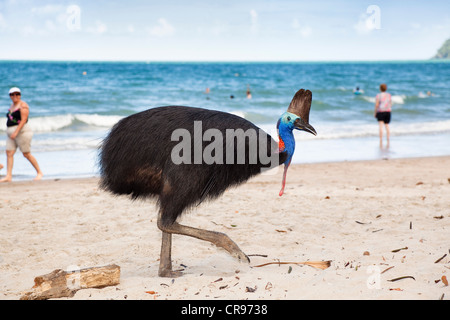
[99,89,316,277]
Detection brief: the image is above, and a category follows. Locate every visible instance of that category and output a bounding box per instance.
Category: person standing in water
[1,87,43,182]
[374,83,392,149]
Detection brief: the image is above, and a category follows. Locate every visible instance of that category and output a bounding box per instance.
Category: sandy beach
[0,156,449,300]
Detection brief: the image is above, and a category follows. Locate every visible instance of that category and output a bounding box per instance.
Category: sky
[0,0,449,61]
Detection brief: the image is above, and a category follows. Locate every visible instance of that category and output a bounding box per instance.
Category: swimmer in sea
[246,85,252,99]
[353,87,364,95]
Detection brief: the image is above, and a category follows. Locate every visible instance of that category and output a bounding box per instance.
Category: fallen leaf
[363,251,370,256]
[389,288,403,291]
[442,276,448,286]
[276,229,287,233]
[416,181,423,186]
[433,215,444,220]
[145,291,157,295]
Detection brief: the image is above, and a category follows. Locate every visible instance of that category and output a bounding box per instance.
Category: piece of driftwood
[20,264,120,300]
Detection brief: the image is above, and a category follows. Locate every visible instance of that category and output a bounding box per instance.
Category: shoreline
[3,130,450,181]
[1,155,449,300]
[1,153,450,184]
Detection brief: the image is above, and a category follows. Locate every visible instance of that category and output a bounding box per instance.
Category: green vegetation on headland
[432,38,450,59]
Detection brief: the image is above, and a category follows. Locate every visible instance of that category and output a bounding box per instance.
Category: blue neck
[278,125,295,165]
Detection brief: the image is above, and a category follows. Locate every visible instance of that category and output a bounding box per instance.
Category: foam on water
[0,114,124,132]
[362,94,406,104]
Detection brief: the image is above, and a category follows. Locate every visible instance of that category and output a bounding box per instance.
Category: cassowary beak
[294,118,317,136]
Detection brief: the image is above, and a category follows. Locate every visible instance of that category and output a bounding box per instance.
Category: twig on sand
[387,275,416,282]
[253,260,331,270]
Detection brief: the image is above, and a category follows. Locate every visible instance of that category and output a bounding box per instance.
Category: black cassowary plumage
[100,106,286,227]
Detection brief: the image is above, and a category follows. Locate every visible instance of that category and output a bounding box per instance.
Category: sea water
[0,61,449,180]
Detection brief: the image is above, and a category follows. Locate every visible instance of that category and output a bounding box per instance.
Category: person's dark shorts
[376,112,391,124]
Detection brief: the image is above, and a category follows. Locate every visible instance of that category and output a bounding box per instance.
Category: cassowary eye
[287,116,291,121]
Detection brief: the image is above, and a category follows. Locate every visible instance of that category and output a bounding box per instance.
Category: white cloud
[250,9,258,34]
[31,5,65,16]
[14,4,81,35]
[147,18,175,37]
[44,19,56,32]
[299,26,312,38]
[354,13,372,35]
[21,25,38,36]
[291,19,312,38]
[354,5,381,35]
[86,21,107,35]
[0,13,7,31]
[210,21,229,36]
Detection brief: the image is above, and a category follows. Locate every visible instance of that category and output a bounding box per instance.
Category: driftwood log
[20,264,120,300]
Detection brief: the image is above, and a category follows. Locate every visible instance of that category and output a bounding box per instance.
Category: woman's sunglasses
[9,92,21,97]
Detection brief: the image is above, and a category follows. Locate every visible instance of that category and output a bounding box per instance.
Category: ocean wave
[0,135,102,152]
[296,120,450,140]
[360,92,443,105]
[33,137,102,152]
[230,110,246,118]
[362,95,406,105]
[1,114,449,153]
[0,114,124,133]
[255,119,450,142]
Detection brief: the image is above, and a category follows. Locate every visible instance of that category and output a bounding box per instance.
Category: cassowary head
[277,89,316,196]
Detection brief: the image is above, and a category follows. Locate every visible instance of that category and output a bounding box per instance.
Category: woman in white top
[374,83,392,149]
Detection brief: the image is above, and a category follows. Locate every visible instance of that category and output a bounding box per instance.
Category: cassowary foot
[220,238,250,263]
[158,267,183,278]
[169,222,250,263]
[230,249,250,263]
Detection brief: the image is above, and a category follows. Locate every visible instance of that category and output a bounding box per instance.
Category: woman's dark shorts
[376,112,391,124]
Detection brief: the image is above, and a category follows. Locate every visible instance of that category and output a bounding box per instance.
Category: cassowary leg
[157,217,250,277]
[158,231,183,278]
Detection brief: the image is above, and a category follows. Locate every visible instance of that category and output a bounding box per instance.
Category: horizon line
[0,58,448,64]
